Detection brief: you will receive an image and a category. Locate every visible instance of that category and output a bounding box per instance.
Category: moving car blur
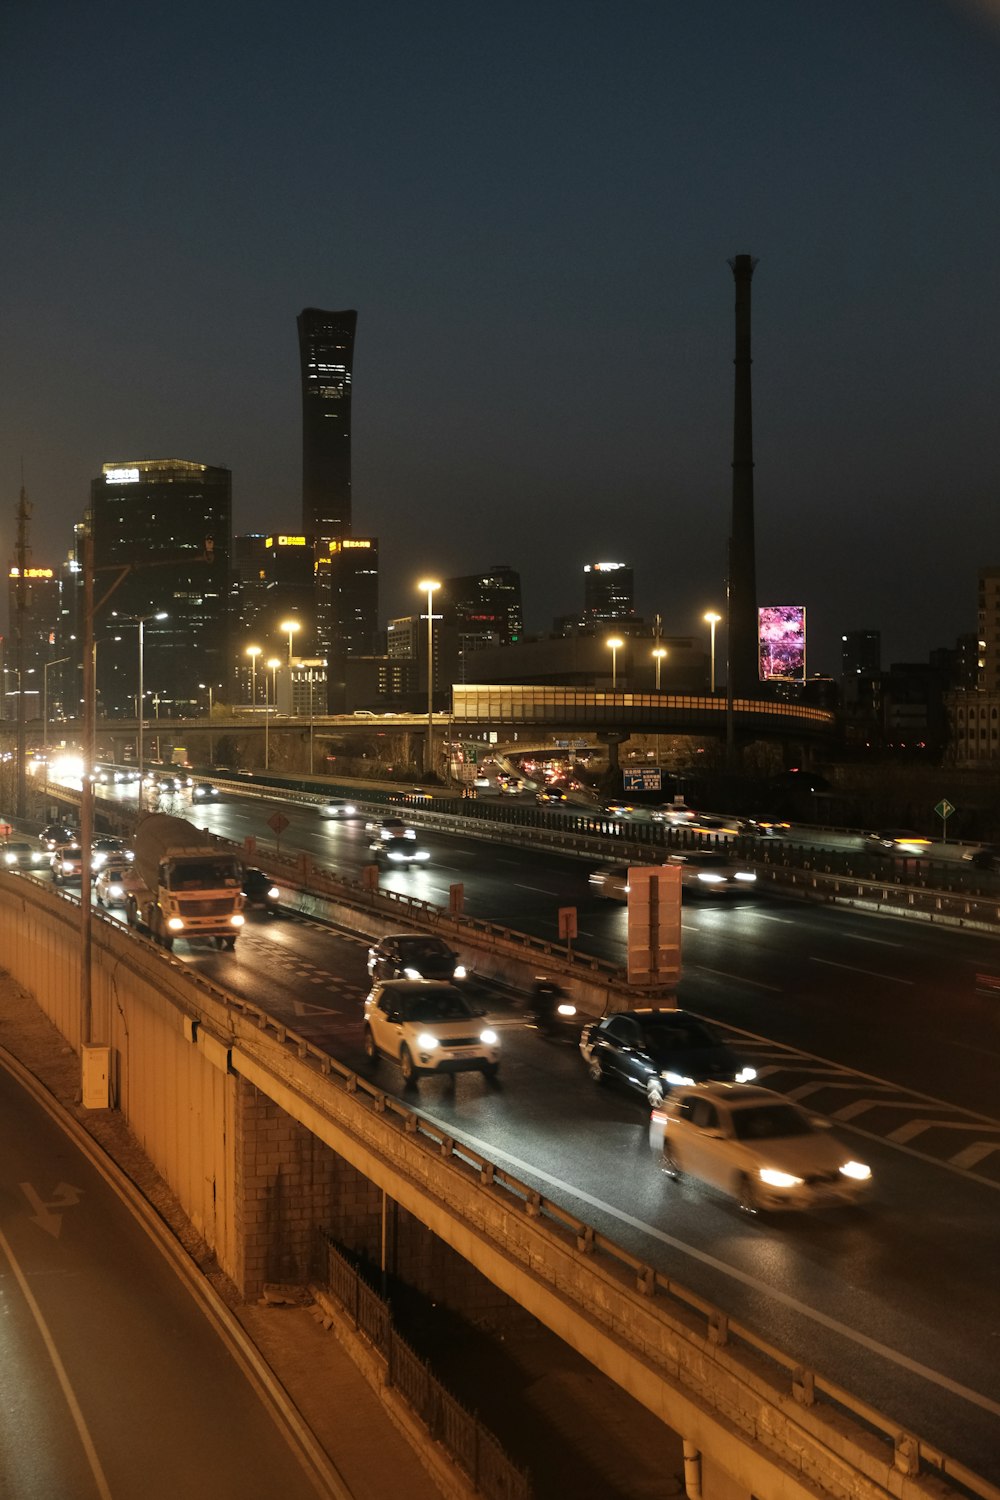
[363,980,500,1084]
[580,1009,756,1106]
[367,934,467,982]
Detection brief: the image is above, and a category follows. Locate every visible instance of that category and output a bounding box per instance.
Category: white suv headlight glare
[403,966,422,979]
[664,1071,694,1086]
[759,1168,802,1188]
[416,1032,440,1051]
[697,872,726,883]
[480,1028,499,1046]
[736,1067,757,1082]
[840,1160,872,1181]
[453,964,467,979]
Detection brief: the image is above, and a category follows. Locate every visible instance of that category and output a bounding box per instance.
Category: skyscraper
[326,536,379,711]
[298,308,356,669]
[88,459,232,716]
[582,562,634,625]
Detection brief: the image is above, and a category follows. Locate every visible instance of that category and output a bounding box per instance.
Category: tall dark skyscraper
[728,255,760,698]
[582,561,634,625]
[88,459,232,716]
[297,307,358,706]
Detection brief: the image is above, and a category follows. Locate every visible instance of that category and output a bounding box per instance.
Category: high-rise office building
[88,459,232,716]
[582,561,634,625]
[840,630,881,680]
[298,307,357,674]
[978,566,1000,692]
[325,536,379,712]
[5,564,61,724]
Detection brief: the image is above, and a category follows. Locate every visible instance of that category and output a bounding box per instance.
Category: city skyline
[3,1,1000,672]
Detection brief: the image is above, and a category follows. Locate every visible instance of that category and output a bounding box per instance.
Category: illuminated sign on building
[584,561,626,572]
[104,467,140,484]
[758,605,806,681]
[8,568,55,579]
[265,535,307,548]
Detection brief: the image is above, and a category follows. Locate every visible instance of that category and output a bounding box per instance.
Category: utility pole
[14,483,31,820]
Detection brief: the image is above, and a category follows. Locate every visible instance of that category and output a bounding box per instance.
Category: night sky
[3,0,999,674]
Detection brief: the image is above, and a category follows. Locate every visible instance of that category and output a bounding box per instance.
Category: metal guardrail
[322,1239,530,1500]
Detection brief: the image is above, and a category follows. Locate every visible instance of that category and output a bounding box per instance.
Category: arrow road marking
[21,1182,84,1238]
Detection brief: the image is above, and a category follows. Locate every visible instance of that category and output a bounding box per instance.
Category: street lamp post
[137,612,167,808]
[280,618,301,667]
[704,611,722,694]
[265,657,281,770]
[246,645,261,710]
[607,635,624,692]
[418,580,440,776]
[652,646,667,690]
[200,682,216,765]
[42,656,69,796]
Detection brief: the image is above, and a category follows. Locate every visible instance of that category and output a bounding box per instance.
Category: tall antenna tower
[13,481,31,819]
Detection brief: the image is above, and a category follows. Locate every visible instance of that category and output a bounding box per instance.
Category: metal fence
[322,1238,531,1500]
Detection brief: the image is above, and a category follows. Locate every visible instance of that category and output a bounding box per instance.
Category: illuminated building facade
[4,564,61,722]
[88,459,232,717]
[583,561,634,625]
[324,536,379,712]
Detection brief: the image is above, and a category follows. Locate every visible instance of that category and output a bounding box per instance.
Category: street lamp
[606,636,624,692]
[42,656,69,794]
[418,579,440,776]
[704,611,722,694]
[652,646,667,691]
[280,618,301,666]
[137,612,168,807]
[265,657,281,770]
[199,683,216,765]
[246,645,262,711]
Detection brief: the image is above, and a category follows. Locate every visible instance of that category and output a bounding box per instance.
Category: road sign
[267,812,289,836]
[934,799,954,819]
[624,768,662,793]
[558,906,578,941]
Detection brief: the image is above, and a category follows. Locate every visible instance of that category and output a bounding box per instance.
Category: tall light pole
[42,656,70,798]
[199,682,216,765]
[265,657,281,770]
[418,579,440,776]
[137,612,167,808]
[246,645,261,711]
[607,636,624,692]
[652,646,667,690]
[704,611,722,694]
[280,617,301,666]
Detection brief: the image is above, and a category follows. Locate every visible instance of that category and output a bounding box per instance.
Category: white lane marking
[844,934,903,947]
[439,1127,1000,1420]
[809,958,914,985]
[890,1117,1000,1146]
[834,1099,952,1122]
[952,1142,1000,1170]
[0,1222,114,1499]
[513,883,557,895]
[750,913,798,925]
[693,965,783,993]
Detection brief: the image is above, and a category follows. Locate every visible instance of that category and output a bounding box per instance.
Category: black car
[962,843,1000,872]
[243,867,281,912]
[579,1009,756,1107]
[368,835,430,866]
[41,823,78,850]
[536,786,569,806]
[367,934,467,983]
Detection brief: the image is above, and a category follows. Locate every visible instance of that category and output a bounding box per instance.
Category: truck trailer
[126,813,245,951]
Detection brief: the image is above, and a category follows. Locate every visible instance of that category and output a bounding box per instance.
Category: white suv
[363,980,500,1086]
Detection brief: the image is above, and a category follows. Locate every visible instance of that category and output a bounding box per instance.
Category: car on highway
[365,816,415,840]
[363,979,500,1085]
[369,834,430,866]
[367,934,468,982]
[191,782,220,802]
[652,1082,872,1214]
[665,850,757,893]
[51,843,84,883]
[588,864,633,900]
[962,843,1000,871]
[536,786,569,806]
[318,798,358,819]
[2,840,47,870]
[580,1009,756,1107]
[688,813,745,837]
[602,799,648,820]
[94,860,133,908]
[41,822,78,850]
[91,835,132,870]
[242,867,281,912]
[743,816,792,838]
[650,803,698,826]
[863,829,932,856]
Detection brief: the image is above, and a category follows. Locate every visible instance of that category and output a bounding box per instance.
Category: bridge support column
[597,730,629,773]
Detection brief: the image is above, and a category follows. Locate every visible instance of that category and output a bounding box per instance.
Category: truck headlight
[231,913,245,927]
[167,917,185,931]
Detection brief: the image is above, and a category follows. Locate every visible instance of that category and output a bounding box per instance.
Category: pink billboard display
[758,605,806,681]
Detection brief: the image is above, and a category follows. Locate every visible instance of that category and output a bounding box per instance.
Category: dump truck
[126,813,245,951]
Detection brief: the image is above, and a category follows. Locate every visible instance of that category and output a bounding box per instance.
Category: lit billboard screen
[758,605,806,681]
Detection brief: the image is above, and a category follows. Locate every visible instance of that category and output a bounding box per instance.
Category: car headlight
[734,871,757,882]
[403,966,423,979]
[453,964,467,979]
[4,853,16,865]
[664,1071,694,1086]
[480,1028,499,1046]
[415,850,430,861]
[343,805,357,816]
[735,1067,757,1082]
[839,1161,872,1181]
[231,913,245,927]
[387,848,406,861]
[267,886,280,900]
[167,917,185,931]
[759,1168,802,1188]
[416,1032,440,1051]
[556,1003,576,1017]
[697,872,726,884]
[108,884,124,898]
